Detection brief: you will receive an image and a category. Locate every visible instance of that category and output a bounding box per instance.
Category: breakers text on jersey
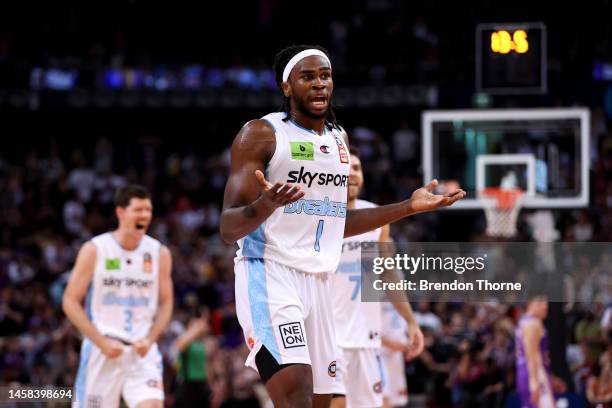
[102,292,150,307]
[287,166,348,188]
[284,196,347,218]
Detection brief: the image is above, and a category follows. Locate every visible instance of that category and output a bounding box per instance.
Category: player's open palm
[410,179,466,213]
[255,170,305,209]
[101,337,124,358]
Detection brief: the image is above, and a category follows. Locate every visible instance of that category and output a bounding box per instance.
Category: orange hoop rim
[480,187,524,210]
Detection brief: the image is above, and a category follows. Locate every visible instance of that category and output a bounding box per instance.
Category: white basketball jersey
[87,232,160,342]
[381,302,408,346]
[332,199,382,348]
[236,112,350,274]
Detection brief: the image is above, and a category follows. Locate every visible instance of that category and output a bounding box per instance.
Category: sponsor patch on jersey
[328,361,337,377]
[320,145,331,154]
[143,252,152,273]
[105,258,121,271]
[247,336,255,349]
[279,322,306,349]
[334,136,349,164]
[290,142,314,161]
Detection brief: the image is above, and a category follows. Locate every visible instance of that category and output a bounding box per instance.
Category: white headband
[282,49,331,82]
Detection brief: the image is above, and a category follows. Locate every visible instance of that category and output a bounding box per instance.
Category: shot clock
[476,22,547,94]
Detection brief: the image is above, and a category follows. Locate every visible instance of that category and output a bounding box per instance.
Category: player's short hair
[114,185,151,208]
[349,146,361,158]
[273,44,340,131]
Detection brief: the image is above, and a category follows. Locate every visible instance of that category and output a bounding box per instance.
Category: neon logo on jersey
[286,166,348,188]
[283,196,347,218]
[279,322,305,349]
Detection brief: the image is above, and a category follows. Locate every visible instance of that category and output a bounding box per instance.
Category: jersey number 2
[314,220,324,252]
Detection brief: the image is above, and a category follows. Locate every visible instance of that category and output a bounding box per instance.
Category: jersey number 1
[314,220,324,252]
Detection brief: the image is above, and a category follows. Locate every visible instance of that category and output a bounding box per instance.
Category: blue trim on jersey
[377,353,386,387]
[288,117,326,136]
[247,258,281,364]
[76,339,92,406]
[243,225,266,258]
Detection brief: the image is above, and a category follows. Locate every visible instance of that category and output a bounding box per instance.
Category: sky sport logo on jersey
[290,142,314,160]
[286,166,348,188]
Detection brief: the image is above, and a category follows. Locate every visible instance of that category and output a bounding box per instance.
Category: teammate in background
[331,148,420,408]
[63,185,174,408]
[220,44,465,408]
[515,295,566,408]
[380,304,410,408]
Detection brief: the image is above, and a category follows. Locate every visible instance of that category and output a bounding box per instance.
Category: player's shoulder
[241,112,284,135]
[259,112,286,130]
[141,234,163,249]
[232,116,277,152]
[79,240,98,256]
[523,316,543,331]
[355,199,378,209]
[90,232,112,247]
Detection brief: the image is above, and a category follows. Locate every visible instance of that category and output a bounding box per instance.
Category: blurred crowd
[2,1,612,94]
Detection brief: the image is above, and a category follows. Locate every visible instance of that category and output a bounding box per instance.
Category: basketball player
[380,304,410,408]
[220,44,465,408]
[63,185,173,408]
[515,295,555,408]
[331,148,420,408]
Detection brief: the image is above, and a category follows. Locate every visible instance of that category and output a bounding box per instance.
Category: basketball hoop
[479,187,524,238]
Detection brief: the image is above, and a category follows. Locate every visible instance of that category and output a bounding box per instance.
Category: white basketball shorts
[73,339,164,407]
[333,347,384,407]
[235,258,338,394]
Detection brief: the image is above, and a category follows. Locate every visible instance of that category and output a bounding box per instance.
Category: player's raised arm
[343,179,466,238]
[220,119,305,244]
[62,242,123,358]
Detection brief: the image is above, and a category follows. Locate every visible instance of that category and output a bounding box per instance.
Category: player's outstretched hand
[409,179,466,213]
[100,337,124,359]
[405,325,425,361]
[133,338,152,358]
[255,170,305,209]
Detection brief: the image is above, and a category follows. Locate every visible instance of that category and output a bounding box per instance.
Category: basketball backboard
[422,108,590,209]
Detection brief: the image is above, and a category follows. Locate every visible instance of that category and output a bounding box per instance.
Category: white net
[481,189,524,238]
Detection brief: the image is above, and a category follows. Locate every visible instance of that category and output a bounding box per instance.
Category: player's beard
[294,97,329,120]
